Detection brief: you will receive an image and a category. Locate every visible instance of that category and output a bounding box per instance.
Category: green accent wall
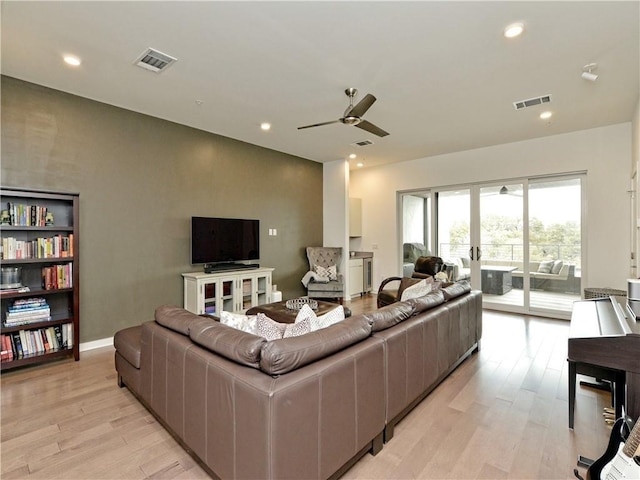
[1,76,323,342]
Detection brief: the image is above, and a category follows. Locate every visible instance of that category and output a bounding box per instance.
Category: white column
[323,160,351,300]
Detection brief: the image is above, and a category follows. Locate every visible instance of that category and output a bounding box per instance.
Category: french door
[401,174,583,318]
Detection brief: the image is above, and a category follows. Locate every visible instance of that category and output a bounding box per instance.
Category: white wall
[350,123,632,291]
[632,99,640,277]
[322,160,350,293]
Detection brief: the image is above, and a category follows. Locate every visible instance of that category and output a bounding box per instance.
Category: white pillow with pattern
[311,305,345,331]
[219,311,258,334]
[283,317,312,338]
[400,279,432,301]
[255,313,286,340]
[294,303,345,332]
[313,264,337,281]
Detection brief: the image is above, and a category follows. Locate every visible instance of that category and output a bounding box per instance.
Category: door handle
[476,247,482,261]
[469,247,474,261]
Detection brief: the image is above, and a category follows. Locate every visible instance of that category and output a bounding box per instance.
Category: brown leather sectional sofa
[114,282,482,479]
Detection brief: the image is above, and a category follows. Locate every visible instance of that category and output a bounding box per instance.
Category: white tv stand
[182,267,273,315]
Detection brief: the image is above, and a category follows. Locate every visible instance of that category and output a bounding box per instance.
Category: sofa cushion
[551,259,563,274]
[537,260,554,274]
[365,302,415,332]
[114,325,142,369]
[189,317,266,368]
[259,315,372,375]
[442,281,472,301]
[155,304,200,335]
[404,289,445,314]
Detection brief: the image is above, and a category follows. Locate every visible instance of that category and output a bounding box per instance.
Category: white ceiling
[2,1,639,170]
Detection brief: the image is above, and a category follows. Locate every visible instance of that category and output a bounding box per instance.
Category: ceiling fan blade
[347,93,377,117]
[297,120,340,130]
[355,119,389,137]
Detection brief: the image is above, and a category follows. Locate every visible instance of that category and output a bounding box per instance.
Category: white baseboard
[79,336,113,352]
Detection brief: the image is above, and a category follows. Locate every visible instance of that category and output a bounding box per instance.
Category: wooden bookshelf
[0,187,79,371]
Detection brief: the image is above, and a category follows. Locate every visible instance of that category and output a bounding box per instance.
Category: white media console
[182,267,273,315]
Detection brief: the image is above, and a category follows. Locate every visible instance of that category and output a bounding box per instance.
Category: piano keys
[568,295,640,428]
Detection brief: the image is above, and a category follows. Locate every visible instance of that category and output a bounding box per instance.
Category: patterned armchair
[305,247,345,304]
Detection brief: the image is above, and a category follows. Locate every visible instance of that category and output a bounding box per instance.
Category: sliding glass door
[479,183,525,309]
[399,192,432,277]
[528,177,582,312]
[401,174,584,318]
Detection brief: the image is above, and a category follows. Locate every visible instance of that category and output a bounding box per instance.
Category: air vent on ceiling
[513,94,552,110]
[134,48,177,73]
[351,139,374,147]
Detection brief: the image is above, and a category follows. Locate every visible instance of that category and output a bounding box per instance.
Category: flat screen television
[191,217,260,271]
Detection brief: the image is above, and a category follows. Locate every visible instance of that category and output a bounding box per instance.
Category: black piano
[568,295,640,428]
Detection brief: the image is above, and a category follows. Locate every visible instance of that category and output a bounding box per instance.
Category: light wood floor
[1,295,612,479]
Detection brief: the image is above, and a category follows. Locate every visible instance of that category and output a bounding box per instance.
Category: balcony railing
[439,243,581,267]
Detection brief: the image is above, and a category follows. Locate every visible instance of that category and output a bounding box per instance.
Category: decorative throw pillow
[400,279,432,301]
[292,303,345,333]
[219,311,258,334]
[551,259,564,274]
[310,305,345,332]
[255,313,286,340]
[283,316,312,338]
[537,260,554,274]
[294,303,316,324]
[314,264,337,281]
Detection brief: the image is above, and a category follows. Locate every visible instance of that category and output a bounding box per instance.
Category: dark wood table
[246,299,350,324]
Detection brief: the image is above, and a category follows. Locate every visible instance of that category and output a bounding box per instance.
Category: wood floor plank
[0,297,612,479]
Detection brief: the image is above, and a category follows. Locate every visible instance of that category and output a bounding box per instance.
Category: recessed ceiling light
[356,162,364,168]
[504,22,524,38]
[349,154,357,159]
[260,123,271,131]
[63,55,81,67]
[540,111,553,120]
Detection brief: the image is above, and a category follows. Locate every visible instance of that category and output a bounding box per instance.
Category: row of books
[4,298,50,326]
[42,263,73,290]
[0,323,73,361]
[1,234,74,260]
[5,202,51,227]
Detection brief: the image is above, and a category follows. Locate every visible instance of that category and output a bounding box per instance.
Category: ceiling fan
[297,88,390,137]
[482,186,523,197]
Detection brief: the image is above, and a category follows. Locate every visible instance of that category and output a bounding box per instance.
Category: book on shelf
[1,335,10,361]
[0,321,73,361]
[42,263,72,290]
[1,234,74,260]
[4,298,51,326]
[53,325,63,349]
[0,286,31,295]
[6,202,49,227]
[10,332,23,358]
